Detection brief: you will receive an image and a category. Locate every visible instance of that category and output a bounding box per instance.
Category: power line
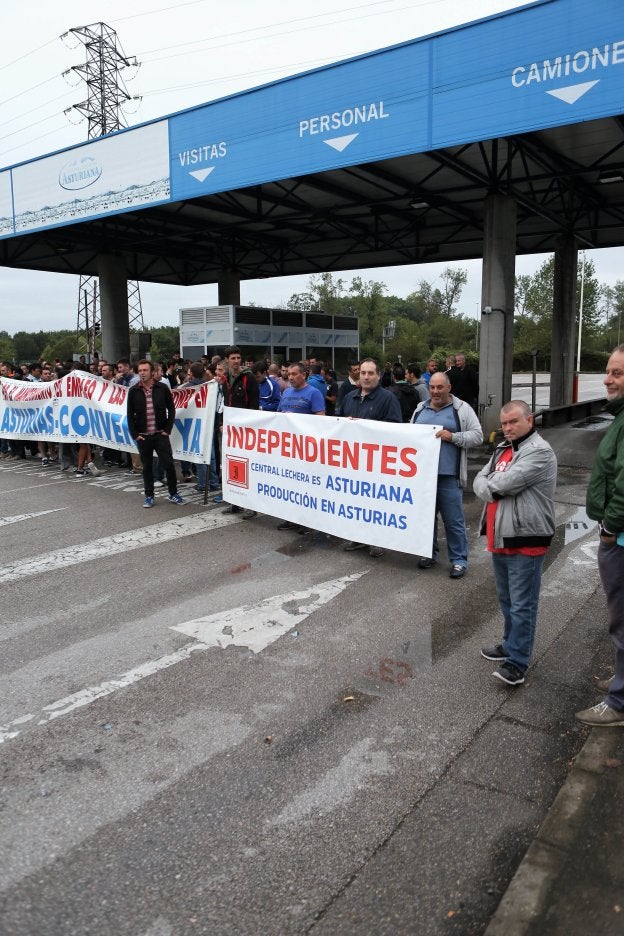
[0,36,58,74]
[135,0,409,57]
[142,55,337,98]
[137,1,449,68]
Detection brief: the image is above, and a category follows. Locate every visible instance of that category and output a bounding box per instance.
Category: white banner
[0,375,216,464]
[221,410,441,555]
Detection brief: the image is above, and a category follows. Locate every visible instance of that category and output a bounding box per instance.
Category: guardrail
[534,397,606,427]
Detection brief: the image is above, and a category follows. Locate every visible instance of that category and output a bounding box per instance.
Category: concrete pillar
[550,236,578,407]
[479,193,517,436]
[98,254,129,363]
[218,270,241,306]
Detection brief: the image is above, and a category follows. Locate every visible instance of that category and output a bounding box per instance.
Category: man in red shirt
[473,401,557,685]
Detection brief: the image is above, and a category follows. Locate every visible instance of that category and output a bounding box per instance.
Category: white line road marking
[0,511,241,584]
[271,738,392,826]
[171,571,369,652]
[0,507,68,526]
[0,479,71,494]
[0,642,205,743]
[0,572,367,744]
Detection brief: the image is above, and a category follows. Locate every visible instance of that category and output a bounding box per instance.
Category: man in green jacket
[577,345,624,726]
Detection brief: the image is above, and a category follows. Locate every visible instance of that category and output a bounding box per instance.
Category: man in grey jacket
[411,372,483,578]
[474,400,557,686]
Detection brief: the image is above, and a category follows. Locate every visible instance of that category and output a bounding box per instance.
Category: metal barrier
[534,397,606,428]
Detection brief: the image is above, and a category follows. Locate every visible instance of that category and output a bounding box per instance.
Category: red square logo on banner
[226,456,249,489]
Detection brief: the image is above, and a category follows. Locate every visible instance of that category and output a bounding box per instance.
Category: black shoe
[222,504,241,514]
[450,564,466,579]
[277,521,298,531]
[418,557,435,569]
[241,509,257,520]
[481,643,509,662]
[343,541,367,551]
[493,661,525,686]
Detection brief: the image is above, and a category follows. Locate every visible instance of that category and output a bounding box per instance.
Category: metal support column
[550,236,578,408]
[99,255,130,363]
[479,193,517,435]
[218,271,241,306]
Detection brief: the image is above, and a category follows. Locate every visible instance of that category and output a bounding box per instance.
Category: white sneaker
[153,480,164,487]
[87,462,101,476]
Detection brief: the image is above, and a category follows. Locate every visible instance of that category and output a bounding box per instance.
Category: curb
[484,729,620,935]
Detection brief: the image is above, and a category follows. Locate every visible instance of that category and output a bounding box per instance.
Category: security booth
[179,305,359,371]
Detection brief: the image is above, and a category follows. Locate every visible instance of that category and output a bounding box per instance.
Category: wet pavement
[0,413,616,935]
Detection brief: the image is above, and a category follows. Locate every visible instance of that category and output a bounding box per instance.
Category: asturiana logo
[58,156,102,191]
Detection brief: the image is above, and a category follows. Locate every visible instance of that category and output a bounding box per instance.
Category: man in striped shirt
[127,359,185,508]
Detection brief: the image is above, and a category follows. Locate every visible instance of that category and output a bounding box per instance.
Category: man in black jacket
[127,359,184,508]
[219,346,259,516]
[449,353,479,411]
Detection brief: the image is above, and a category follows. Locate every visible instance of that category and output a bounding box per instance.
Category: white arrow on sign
[546,80,599,105]
[171,571,368,652]
[324,133,359,153]
[0,571,367,744]
[189,167,215,182]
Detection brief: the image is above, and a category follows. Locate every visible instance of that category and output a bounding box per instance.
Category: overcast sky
[1,0,621,335]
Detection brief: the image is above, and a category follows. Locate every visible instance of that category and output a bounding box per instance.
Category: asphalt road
[0,421,609,935]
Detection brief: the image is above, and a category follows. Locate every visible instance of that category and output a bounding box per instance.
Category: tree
[13,330,49,362]
[384,319,430,364]
[602,283,624,349]
[438,267,468,316]
[0,331,15,361]
[287,292,317,311]
[307,273,346,313]
[348,277,388,346]
[40,333,82,362]
[513,255,602,359]
[405,279,442,322]
[149,325,180,362]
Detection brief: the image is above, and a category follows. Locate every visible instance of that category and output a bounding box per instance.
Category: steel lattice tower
[65,23,144,354]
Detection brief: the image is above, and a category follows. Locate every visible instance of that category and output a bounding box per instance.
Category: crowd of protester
[0,349,478,475]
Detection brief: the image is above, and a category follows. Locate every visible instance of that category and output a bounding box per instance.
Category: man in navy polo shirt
[341,358,402,557]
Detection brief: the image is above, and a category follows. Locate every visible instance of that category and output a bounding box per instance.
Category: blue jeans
[598,541,624,712]
[196,446,219,490]
[432,475,468,568]
[492,552,545,672]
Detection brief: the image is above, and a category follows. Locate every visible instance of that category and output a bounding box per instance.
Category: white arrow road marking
[569,540,599,565]
[189,167,215,182]
[546,80,598,104]
[171,571,368,652]
[0,571,367,744]
[0,507,67,527]
[324,133,358,152]
[0,511,241,584]
[271,738,392,826]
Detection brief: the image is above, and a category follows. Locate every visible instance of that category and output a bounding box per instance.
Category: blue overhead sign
[169,42,430,199]
[432,0,624,147]
[1,0,623,239]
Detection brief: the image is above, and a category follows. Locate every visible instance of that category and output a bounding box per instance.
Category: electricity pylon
[63,23,143,356]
